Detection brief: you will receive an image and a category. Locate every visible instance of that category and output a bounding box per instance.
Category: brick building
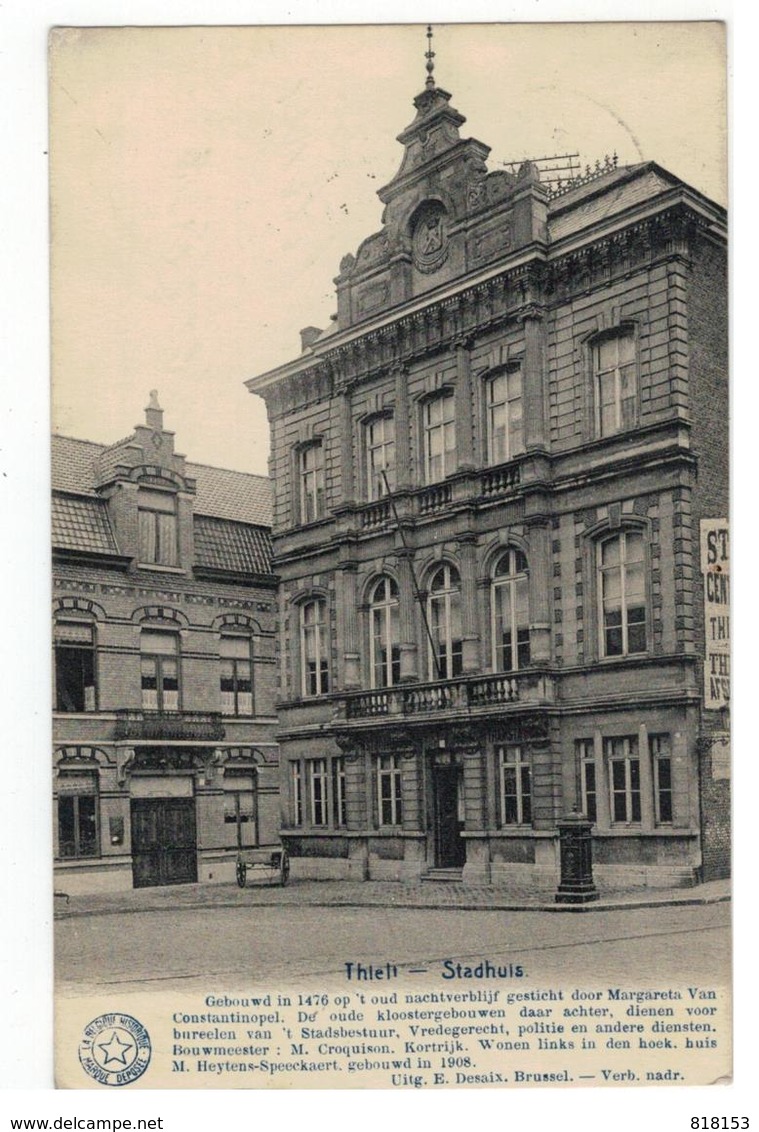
[246,70,728,888]
[52,396,279,894]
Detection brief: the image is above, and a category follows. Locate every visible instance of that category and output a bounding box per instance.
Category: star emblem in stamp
[78,1013,152,1086]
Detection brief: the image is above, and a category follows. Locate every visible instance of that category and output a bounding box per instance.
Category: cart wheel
[236,860,247,888]
[280,851,290,887]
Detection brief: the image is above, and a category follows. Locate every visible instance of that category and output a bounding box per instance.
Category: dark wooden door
[433,766,465,867]
[131,798,197,888]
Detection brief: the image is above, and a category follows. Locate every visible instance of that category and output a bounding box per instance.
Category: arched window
[300,599,329,696]
[492,549,530,672]
[598,531,647,657]
[369,576,400,687]
[427,564,462,680]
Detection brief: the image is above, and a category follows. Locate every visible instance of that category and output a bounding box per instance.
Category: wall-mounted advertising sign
[700,519,730,710]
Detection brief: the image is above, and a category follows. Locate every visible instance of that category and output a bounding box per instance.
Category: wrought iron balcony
[114,710,225,741]
[344,670,551,721]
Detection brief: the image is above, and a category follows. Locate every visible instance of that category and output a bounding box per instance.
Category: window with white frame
[291,762,303,826]
[369,576,400,687]
[57,773,99,859]
[366,415,395,501]
[220,634,253,716]
[54,620,96,712]
[498,746,532,826]
[423,393,456,483]
[333,756,347,827]
[576,738,597,822]
[427,564,463,680]
[299,442,325,524]
[377,754,403,827]
[492,549,530,672]
[223,773,258,848]
[308,759,329,826]
[593,330,637,437]
[651,734,673,824]
[300,599,330,697]
[486,367,524,464]
[140,629,180,710]
[598,530,647,657]
[138,488,179,566]
[606,736,641,823]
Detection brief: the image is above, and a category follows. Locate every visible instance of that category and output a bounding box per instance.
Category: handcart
[236,844,290,888]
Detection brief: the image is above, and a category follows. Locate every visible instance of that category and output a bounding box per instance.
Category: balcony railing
[114,710,225,741]
[480,461,522,498]
[361,498,392,530]
[344,671,541,720]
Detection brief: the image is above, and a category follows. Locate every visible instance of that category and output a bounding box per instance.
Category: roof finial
[425,24,436,90]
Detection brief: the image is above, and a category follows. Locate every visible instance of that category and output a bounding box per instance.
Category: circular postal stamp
[78,1013,152,1086]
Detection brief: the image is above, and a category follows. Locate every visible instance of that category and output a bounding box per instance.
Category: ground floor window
[498,745,532,826]
[333,756,346,828]
[651,734,673,824]
[576,738,597,821]
[606,736,641,823]
[57,792,98,858]
[224,774,258,848]
[291,762,303,826]
[289,756,346,828]
[377,754,403,827]
[309,758,329,826]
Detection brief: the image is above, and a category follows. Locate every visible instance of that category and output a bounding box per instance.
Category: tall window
[594,331,637,437]
[54,621,96,712]
[299,443,325,524]
[333,756,347,827]
[220,635,253,716]
[487,367,524,464]
[301,599,329,696]
[651,734,673,824]
[224,774,258,848]
[369,576,400,688]
[499,746,532,826]
[138,489,178,566]
[492,549,530,672]
[606,736,641,823]
[576,738,597,822]
[309,759,329,826]
[140,629,180,711]
[57,776,98,858]
[423,394,456,483]
[428,564,462,680]
[598,531,647,657]
[291,762,303,826]
[366,415,395,500]
[377,754,403,827]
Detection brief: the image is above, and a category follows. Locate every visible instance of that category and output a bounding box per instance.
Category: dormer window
[138,488,178,566]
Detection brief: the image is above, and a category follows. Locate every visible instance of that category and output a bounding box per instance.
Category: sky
[48,21,727,475]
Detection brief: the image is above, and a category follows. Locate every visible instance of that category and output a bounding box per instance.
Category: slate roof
[52,494,120,556]
[51,434,273,574]
[194,516,272,576]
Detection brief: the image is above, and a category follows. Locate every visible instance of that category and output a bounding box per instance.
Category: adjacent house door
[131,798,198,887]
[433,764,465,868]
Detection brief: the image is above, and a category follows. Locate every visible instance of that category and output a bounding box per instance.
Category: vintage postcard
[46,20,731,1098]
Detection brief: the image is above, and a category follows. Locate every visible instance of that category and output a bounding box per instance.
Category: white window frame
[597,530,647,658]
[299,442,325,524]
[575,738,597,822]
[427,563,463,681]
[332,756,347,828]
[491,549,530,672]
[377,754,403,827]
[309,758,329,826]
[369,576,401,688]
[423,393,456,483]
[593,330,637,438]
[498,745,532,826]
[291,762,303,826]
[300,599,330,697]
[606,736,641,824]
[220,634,254,717]
[366,414,396,501]
[140,629,180,711]
[486,366,524,464]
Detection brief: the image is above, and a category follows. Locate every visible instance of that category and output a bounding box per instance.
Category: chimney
[145,389,164,431]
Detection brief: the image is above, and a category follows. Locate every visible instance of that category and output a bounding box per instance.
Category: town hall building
[246,54,728,888]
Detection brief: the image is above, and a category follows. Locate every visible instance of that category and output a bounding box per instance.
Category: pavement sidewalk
[55,876,731,919]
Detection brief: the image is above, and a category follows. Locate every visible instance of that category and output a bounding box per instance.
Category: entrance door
[131,798,198,888]
[433,765,465,868]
